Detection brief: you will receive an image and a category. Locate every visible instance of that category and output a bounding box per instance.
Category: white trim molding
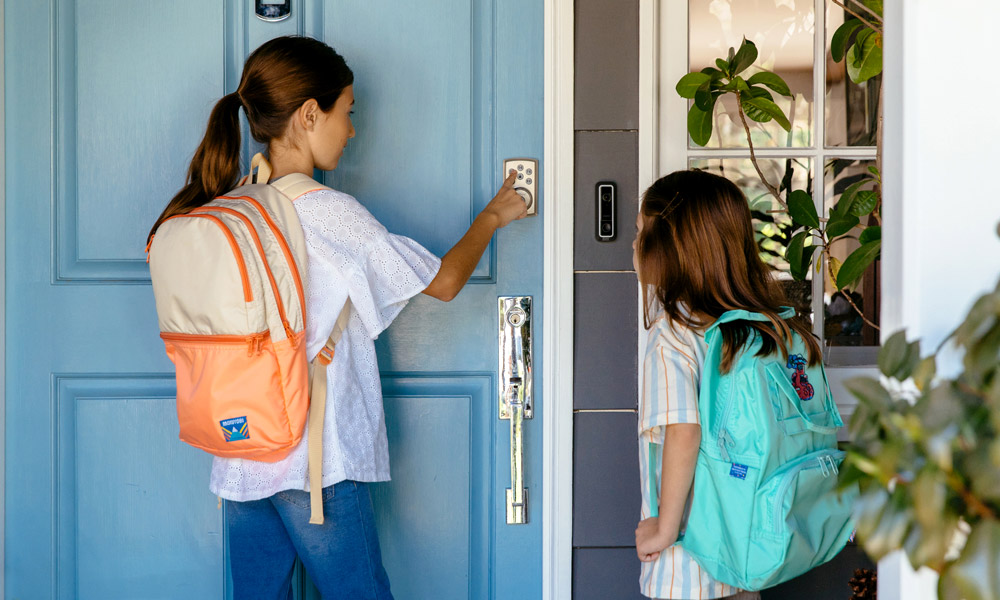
[1,0,7,591]
[541,0,574,598]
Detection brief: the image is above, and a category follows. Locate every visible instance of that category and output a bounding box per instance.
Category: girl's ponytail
[147,92,242,243]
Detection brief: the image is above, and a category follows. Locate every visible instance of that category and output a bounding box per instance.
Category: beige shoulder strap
[306,299,353,524]
[239,153,331,201]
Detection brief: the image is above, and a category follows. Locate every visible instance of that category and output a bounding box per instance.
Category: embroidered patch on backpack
[220,416,250,442]
[729,463,748,479]
[787,354,815,401]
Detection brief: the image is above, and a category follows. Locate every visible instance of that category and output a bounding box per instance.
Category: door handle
[499,296,532,525]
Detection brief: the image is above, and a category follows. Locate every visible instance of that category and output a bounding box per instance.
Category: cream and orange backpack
[148,153,345,524]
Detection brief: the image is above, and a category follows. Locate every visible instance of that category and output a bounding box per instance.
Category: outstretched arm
[423,170,528,301]
[636,423,701,562]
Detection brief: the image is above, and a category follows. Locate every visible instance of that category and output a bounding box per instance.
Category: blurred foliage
[841,279,1000,599]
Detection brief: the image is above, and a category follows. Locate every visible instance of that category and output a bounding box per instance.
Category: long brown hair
[636,169,821,372]
[147,36,353,242]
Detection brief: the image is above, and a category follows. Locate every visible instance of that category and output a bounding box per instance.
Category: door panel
[5,1,543,598]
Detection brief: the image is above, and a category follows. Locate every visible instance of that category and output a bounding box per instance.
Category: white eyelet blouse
[209,187,442,501]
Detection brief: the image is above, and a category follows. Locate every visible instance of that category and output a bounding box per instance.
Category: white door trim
[541,0,574,597]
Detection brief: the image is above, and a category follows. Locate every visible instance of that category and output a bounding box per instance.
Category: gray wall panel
[573,548,645,600]
[573,412,640,546]
[574,273,637,409]
[575,131,638,271]
[574,0,639,130]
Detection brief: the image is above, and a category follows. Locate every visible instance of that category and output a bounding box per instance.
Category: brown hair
[636,169,821,372]
[147,36,353,242]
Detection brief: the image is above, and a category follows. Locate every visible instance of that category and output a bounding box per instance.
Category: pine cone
[848,568,877,600]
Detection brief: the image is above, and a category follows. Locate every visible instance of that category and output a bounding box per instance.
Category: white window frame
[642,0,882,430]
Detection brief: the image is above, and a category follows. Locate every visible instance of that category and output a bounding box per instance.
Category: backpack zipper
[219,195,307,326]
[162,214,252,302]
[771,449,845,533]
[193,206,297,345]
[716,387,737,462]
[161,331,269,357]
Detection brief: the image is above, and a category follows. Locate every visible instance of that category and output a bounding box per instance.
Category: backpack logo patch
[220,416,250,442]
[729,463,748,479]
[787,354,815,401]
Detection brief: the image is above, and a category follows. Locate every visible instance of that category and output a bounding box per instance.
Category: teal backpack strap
[648,441,660,518]
[705,307,796,335]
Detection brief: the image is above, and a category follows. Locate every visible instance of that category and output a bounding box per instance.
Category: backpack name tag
[730,463,748,480]
[221,416,250,442]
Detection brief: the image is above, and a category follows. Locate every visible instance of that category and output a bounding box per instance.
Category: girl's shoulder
[294,187,387,232]
[646,312,707,362]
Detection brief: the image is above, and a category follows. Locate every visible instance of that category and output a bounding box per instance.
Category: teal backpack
[648,308,857,591]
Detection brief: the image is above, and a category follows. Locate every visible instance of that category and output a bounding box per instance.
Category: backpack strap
[306,299,353,525]
[238,153,332,200]
[705,307,796,334]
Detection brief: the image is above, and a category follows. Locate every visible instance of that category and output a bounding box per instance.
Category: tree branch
[831,0,884,34]
[736,93,787,210]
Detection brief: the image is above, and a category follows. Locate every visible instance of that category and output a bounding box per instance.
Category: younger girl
[631,169,820,600]
[148,36,527,599]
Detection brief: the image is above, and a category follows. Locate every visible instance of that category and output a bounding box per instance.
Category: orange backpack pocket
[162,330,309,462]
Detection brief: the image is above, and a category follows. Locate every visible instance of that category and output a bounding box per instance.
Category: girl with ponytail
[150,36,527,599]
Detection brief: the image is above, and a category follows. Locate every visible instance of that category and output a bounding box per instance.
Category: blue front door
[5,1,543,597]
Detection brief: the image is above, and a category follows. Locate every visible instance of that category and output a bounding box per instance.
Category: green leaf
[912,355,937,392]
[727,46,735,64]
[826,212,861,238]
[748,86,774,102]
[741,96,792,130]
[859,226,881,245]
[700,66,725,81]
[787,190,820,228]
[862,0,883,17]
[878,330,920,380]
[938,520,1000,600]
[747,71,791,96]
[837,240,881,289]
[693,80,715,111]
[847,29,884,84]
[731,39,758,75]
[845,376,893,411]
[833,178,874,218]
[687,104,714,147]
[830,19,864,62]
[868,165,881,178]
[676,72,712,98]
[850,190,879,217]
[716,58,730,75]
[786,231,818,281]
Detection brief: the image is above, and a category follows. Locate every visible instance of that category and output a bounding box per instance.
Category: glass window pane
[823,159,880,345]
[688,158,815,318]
[689,0,815,148]
[825,1,880,147]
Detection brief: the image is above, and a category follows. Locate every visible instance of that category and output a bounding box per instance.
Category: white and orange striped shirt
[638,314,741,599]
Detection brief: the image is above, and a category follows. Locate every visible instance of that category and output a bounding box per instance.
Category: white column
[881,0,1000,597]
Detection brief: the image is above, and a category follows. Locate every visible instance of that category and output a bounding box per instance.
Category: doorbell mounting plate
[502,158,538,217]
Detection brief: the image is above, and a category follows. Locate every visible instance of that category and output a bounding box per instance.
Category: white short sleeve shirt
[209,187,441,501]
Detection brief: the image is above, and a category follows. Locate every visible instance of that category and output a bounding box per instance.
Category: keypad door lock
[502,158,539,217]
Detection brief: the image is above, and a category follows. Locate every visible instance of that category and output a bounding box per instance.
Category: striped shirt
[638,314,741,599]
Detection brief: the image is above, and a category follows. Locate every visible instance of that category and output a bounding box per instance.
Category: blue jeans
[226,480,393,600]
